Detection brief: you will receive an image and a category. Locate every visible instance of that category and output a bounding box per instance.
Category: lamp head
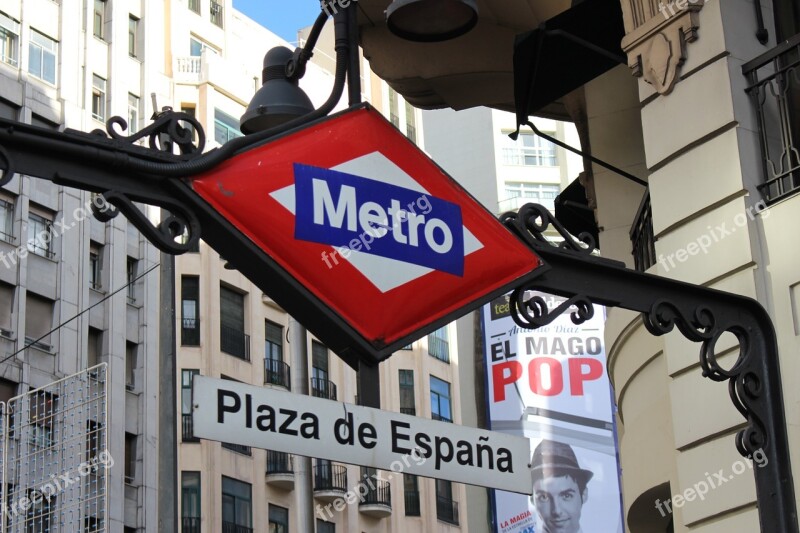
[240,46,315,134]
[386,0,478,42]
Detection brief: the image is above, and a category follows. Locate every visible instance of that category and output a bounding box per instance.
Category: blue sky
[232,0,322,42]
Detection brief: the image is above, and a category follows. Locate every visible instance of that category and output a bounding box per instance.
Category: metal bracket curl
[509,289,595,330]
[100,191,201,254]
[501,203,598,256]
[99,110,206,158]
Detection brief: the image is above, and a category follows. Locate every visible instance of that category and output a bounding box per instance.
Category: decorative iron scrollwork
[95,109,206,158]
[501,203,598,256]
[509,290,594,330]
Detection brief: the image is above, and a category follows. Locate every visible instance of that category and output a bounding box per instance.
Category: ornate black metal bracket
[502,203,798,533]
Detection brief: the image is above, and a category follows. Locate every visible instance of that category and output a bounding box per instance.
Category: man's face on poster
[532,474,587,533]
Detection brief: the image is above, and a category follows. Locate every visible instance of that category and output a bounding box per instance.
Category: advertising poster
[482,292,624,533]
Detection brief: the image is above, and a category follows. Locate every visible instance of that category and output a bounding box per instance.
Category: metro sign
[190,104,544,364]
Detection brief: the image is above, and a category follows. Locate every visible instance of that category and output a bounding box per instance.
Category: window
[127,257,138,302]
[0,282,13,336]
[265,320,287,387]
[93,0,106,39]
[188,0,200,14]
[26,489,52,532]
[430,376,452,423]
[29,391,57,449]
[268,505,288,533]
[404,474,420,516]
[0,12,19,66]
[502,182,560,212]
[126,342,137,391]
[25,293,53,350]
[128,94,139,134]
[436,479,458,524]
[503,131,557,166]
[84,516,102,532]
[189,37,219,57]
[87,327,102,367]
[0,196,14,242]
[399,370,415,415]
[92,75,106,122]
[214,109,243,144]
[220,285,248,359]
[210,0,224,28]
[405,101,417,143]
[89,243,102,290]
[181,276,199,346]
[311,341,335,400]
[27,208,54,258]
[125,432,137,484]
[181,472,201,533]
[428,326,449,363]
[316,520,335,533]
[128,16,138,57]
[28,30,57,84]
[388,88,399,128]
[181,369,199,442]
[221,477,252,532]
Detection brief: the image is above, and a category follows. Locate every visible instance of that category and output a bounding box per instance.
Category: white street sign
[192,376,532,494]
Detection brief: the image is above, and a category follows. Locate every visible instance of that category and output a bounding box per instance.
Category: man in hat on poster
[530,439,594,533]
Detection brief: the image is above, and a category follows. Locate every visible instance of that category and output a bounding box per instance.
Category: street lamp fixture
[386,0,478,42]
[240,46,315,134]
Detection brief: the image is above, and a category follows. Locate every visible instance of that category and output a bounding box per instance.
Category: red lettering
[529,357,563,396]
[492,361,522,402]
[568,358,603,395]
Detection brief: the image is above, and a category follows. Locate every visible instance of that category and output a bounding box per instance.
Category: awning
[514,0,627,125]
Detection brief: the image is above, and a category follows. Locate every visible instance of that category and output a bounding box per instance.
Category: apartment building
[0,0,161,530]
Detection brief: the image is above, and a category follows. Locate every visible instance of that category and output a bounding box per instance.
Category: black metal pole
[345,0,362,105]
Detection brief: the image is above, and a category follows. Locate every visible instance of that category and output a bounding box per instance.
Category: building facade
[0,0,162,530]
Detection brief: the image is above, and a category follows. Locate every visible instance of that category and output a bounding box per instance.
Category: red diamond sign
[190,105,544,363]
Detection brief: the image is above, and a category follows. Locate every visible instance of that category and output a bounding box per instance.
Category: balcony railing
[311,378,337,401]
[428,334,449,363]
[181,317,200,346]
[264,359,291,389]
[221,522,252,533]
[266,451,293,474]
[222,442,251,455]
[436,496,459,525]
[400,407,416,416]
[630,190,656,272]
[182,414,199,442]
[221,324,250,361]
[361,480,391,506]
[210,0,224,27]
[744,32,800,203]
[432,413,452,423]
[182,517,201,533]
[314,463,347,492]
[404,490,421,516]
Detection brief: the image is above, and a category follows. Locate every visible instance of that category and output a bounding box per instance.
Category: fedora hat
[531,439,594,484]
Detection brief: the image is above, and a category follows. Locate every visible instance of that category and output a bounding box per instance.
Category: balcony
[436,496,459,525]
[744,33,800,203]
[404,490,421,516]
[311,378,337,401]
[360,479,392,518]
[181,317,200,346]
[400,407,416,416]
[172,54,256,104]
[222,442,251,456]
[182,414,199,442]
[432,413,452,423]
[313,462,347,503]
[182,517,201,533]
[221,523,252,533]
[630,190,655,272]
[266,450,294,491]
[264,359,291,390]
[221,325,250,361]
